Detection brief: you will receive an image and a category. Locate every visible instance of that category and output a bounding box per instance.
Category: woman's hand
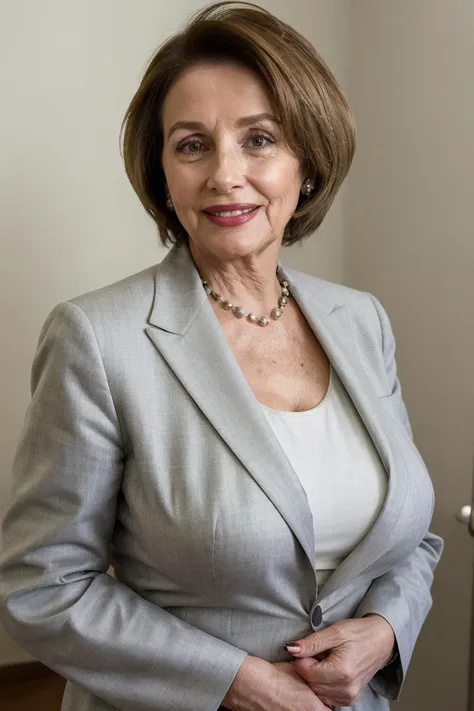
[284,614,396,708]
[221,655,332,711]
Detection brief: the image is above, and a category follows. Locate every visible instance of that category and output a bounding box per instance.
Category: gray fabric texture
[0,243,443,711]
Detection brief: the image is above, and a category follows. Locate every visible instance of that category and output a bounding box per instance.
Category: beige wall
[0,0,347,665]
[345,2,474,709]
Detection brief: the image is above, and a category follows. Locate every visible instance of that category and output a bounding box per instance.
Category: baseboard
[0,660,56,683]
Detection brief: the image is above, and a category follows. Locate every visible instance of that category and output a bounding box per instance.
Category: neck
[189,244,283,317]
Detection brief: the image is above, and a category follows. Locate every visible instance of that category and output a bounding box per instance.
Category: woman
[0,3,442,710]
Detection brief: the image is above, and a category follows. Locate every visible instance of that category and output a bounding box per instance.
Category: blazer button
[310,604,323,628]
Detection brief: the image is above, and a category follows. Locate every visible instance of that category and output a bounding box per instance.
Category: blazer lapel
[281,267,409,595]
[145,245,317,570]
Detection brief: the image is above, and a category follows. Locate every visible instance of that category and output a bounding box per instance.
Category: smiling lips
[203,203,261,226]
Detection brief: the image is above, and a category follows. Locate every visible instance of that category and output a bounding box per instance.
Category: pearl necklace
[201,270,290,327]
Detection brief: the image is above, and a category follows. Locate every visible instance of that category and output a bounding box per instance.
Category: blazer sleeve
[0,301,248,711]
[354,294,444,701]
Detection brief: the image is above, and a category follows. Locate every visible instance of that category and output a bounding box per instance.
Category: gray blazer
[0,243,442,711]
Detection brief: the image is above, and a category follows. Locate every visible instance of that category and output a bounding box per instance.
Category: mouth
[202,204,261,227]
[203,204,260,217]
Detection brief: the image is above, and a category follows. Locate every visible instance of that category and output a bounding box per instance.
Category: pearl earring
[166,196,174,211]
[301,178,315,196]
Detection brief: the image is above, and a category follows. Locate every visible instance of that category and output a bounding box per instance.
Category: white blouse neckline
[259,366,334,419]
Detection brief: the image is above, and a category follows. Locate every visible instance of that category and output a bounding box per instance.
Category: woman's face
[161,62,302,262]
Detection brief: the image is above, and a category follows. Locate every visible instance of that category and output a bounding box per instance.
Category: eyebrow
[166,113,280,140]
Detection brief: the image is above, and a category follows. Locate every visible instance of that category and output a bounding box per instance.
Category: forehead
[161,62,276,130]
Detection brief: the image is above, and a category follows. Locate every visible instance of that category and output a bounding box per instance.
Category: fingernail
[283,642,301,654]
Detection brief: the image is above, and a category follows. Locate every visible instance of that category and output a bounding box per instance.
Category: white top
[261,368,387,588]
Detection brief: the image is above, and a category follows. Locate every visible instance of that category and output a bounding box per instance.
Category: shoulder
[284,265,384,323]
[284,264,364,301]
[68,264,157,322]
[37,264,158,357]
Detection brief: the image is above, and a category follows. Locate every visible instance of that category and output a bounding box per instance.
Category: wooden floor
[1,670,66,711]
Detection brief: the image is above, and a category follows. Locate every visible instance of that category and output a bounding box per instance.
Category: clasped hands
[275,614,396,709]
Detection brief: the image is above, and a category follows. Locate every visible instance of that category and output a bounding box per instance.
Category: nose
[206,145,246,193]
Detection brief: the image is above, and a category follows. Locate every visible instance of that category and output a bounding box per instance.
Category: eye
[176,138,205,154]
[246,133,274,149]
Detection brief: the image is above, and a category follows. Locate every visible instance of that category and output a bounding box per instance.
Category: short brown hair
[121,1,356,247]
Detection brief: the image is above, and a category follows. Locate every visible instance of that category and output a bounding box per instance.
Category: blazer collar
[146,244,408,594]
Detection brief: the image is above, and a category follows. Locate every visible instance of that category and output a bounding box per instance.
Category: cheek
[166,165,199,206]
[255,160,301,205]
